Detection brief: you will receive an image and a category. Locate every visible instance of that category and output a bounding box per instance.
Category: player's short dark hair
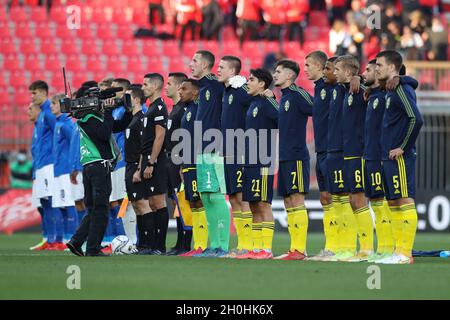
[368,59,377,65]
[250,68,273,90]
[168,72,188,85]
[129,87,146,105]
[221,56,242,74]
[196,50,215,69]
[335,55,360,75]
[327,56,338,63]
[376,50,403,72]
[399,64,406,75]
[275,59,300,78]
[82,80,98,88]
[305,51,328,68]
[113,78,131,90]
[182,78,200,90]
[99,78,114,88]
[29,80,48,93]
[144,73,164,89]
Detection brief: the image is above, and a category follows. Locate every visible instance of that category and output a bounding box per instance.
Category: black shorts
[125,162,151,201]
[316,152,329,192]
[143,156,168,196]
[166,157,181,197]
[277,159,310,197]
[224,163,244,195]
[182,167,200,201]
[242,166,274,204]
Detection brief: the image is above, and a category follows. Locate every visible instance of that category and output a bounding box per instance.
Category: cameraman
[67,88,132,257]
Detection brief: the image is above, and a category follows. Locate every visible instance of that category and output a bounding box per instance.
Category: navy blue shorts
[316,152,328,192]
[326,152,346,194]
[343,157,365,194]
[277,159,310,197]
[242,166,274,203]
[182,167,200,202]
[363,159,384,199]
[224,163,244,195]
[382,152,416,200]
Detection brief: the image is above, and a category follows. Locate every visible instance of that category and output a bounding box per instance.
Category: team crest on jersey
[186,112,192,122]
[321,89,326,100]
[333,89,337,100]
[205,90,210,101]
[252,107,258,118]
[284,100,290,111]
[348,95,353,106]
[386,97,391,109]
[373,98,379,109]
[228,94,233,105]
[125,128,130,139]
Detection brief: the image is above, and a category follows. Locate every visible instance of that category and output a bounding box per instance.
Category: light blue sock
[61,206,78,241]
[41,198,56,243]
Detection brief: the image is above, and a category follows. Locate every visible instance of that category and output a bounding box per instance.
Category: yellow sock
[191,208,200,250]
[390,206,403,254]
[241,211,253,250]
[323,204,331,251]
[340,195,357,253]
[328,203,340,253]
[197,207,209,250]
[261,221,275,251]
[286,208,295,251]
[354,206,374,252]
[332,195,344,252]
[292,205,308,253]
[381,201,395,254]
[400,203,418,257]
[232,211,242,250]
[252,222,262,251]
[370,201,384,253]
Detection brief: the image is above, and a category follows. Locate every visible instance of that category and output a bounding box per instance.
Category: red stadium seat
[116,25,134,40]
[50,6,68,25]
[85,56,104,73]
[65,55,84,72]
[13,88,30,107]
[15,22,34,39]
[126,56,146,74]
[141,39,161,55]
[56,26,76,39]
[29,6,48,23]
[96,24,116,40]
[101,40,120,56]
[162,40,181,57]
[10,72,27,89]
[0,90,10,105]
[4,54,21,72]
[40,38,59,55]
[9,7,28,23]
[24,54,42,72]
[60,39,79,55]
[76,25,96,39]
[122,40,140,56]
[35,22,55,39]
[0,23,10,38]
[44,54,63,72]
[0,37,17,55]
[106,56,125,74]
[81,40,99,55]
[0,7,7,22]
[19,38,38,55]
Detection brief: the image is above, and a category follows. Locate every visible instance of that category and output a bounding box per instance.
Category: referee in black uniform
[140,73,169,255]
[164,72,193,255]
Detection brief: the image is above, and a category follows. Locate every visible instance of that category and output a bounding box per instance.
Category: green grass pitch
[0,232,448,300]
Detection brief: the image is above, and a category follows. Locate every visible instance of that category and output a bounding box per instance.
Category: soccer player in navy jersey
[272,59,313,260]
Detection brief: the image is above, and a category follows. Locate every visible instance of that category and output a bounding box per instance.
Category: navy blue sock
[37,207,47,240]
[111,205,125,236]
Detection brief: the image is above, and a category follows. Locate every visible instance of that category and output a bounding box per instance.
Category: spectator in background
[365,30,381,61]
[176,0,198,49]
[200,0,224,40]
[99,78,114,91]
[329,19,351,55]
[347,22,364,62]
[400,25,424,60]
[149,0,165,32]
[419,0,439,25]
[8,0,52,12]
[381,20,402,51]
[409,10,428,34]
[428,16,449,61]
[9,151,33,189]
[261,0,285,42]
[326,0,347,26]
[236,0,260,48]
[381,2,402,34]
[286,0,309,48]
[401,0,421,25]
[346,0,366,29]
